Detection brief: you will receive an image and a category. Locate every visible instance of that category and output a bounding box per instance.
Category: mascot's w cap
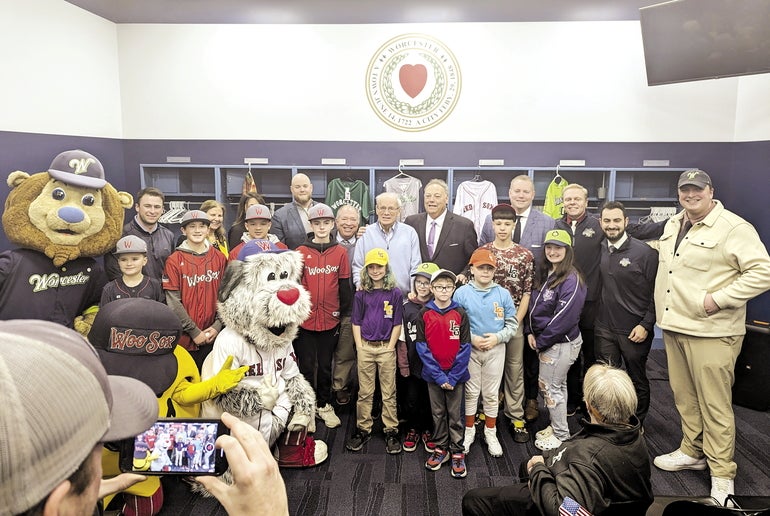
[47,149,107,189]
[0,319,156,515]
[364,247,389,267]
[237,238,285,260]
[90,298,182,396]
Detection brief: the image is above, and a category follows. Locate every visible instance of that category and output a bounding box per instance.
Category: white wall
[0,0,123,138]
[1,2,767,143]
[734,74,770,141]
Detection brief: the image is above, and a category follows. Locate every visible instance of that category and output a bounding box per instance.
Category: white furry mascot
[201,240,328,467]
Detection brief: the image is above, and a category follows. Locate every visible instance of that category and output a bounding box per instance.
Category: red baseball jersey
[163,246,227,349]
[296,242,350,331]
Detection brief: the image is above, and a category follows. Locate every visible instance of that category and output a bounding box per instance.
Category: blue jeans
[538,336,582,441]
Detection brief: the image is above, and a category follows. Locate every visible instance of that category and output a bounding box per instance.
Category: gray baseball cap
[180,210,211,227]
[48,149,107,189]
[114,235,148,254]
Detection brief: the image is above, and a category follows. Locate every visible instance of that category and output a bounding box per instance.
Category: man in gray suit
[479,175,555,423]
[404,179,477,281]
[271,173,317,249]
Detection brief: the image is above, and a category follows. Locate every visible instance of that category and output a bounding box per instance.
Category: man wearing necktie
[405,179,477,283]
[595,201,658,424]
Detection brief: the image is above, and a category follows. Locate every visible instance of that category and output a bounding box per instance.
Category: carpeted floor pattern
[155,349,770,515]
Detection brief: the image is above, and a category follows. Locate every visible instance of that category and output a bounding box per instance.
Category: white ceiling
[64,0,655,24]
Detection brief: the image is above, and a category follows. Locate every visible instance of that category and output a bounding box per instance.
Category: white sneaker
[316,404,341,428]
[535,425,553,441]
[484,427,503,457]
[710,476,734,506]
[653,449,707,472]
[535,434,563,451]
[463,426,476,454]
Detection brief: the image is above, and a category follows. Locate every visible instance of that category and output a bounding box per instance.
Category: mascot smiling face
[3,149,132,267]
[200,240,328,469]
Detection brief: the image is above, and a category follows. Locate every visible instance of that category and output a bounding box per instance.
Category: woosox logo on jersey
[305,264,340,276]
[184,270,221,287]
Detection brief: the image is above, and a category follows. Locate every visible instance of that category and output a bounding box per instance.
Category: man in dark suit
[479,175,556,423]
[404,179,477,282]
[271,173,316,249]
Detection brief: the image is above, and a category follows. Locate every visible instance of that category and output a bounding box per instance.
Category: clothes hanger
[472,168,482,182]
[394,163,411,179]
[554,165,563,184]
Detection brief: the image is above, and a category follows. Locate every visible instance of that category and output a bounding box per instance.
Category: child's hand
[478,333,498,350]
[527,334,538,351]
[440,382,453,390]
[470,335,484,350]
[193,331,209,345]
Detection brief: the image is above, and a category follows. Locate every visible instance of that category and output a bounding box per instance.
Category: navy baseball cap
[48,149,107,189]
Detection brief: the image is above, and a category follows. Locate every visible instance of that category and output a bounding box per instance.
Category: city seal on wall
[366,33,461,132]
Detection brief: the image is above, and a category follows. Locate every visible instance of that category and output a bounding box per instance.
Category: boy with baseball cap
[0,319,157,515]
[417,268,472,478]
[474,204,534,444]
[163,210,228,370]
[229,203,287,261]
[295,203,352,429]
[453,248,518,458]
[101,235,165,305]
[401,262,440,453]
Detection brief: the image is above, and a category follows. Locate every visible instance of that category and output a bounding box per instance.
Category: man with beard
[595,201,658,424]
[272,173,317,249]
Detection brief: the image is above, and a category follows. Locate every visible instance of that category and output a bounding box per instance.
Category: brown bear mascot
[0,149,132,333]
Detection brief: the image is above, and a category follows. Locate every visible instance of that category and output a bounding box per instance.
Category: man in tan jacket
[652,169,770,506]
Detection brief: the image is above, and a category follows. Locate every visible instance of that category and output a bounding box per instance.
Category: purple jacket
[526,271,586,351]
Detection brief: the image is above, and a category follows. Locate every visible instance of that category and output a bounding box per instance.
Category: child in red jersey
[417,269,471,478]
[295,203,352,429]
[162,210,227,371]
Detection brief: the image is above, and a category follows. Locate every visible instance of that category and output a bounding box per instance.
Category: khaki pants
[332,315,356,392]
[502,325,525,423]
[663,330,743,479]
[356,341,398,433]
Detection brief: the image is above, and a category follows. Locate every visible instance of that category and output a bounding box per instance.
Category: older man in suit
[271,173,317,249]
[404,179,477,282]
[479,175,555,423]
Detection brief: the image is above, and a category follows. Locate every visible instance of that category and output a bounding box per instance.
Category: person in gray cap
[0,319,157,515]
[101,235,165,305]
[163,210,228,371]
[651,169,770,505]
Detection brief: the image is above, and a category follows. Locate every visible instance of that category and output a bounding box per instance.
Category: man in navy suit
[404,179,477,282]
[271,173,317,249]
[479,175,555,423]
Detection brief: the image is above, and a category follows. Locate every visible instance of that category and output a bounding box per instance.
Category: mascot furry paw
[0,149,132,332]
[201,239,328,469]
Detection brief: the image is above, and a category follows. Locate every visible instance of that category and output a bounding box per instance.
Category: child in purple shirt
[346,248,404,454]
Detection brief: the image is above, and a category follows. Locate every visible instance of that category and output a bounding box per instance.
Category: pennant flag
[242,169,257,196]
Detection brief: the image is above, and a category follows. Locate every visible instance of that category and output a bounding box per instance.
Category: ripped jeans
[538,335,582,441]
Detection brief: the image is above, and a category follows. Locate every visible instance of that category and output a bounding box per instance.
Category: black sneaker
[346,429,371,451]
[385,431,402,454]
[511,422,530,443]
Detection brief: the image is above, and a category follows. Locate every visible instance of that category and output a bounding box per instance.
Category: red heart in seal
[399,64,427,98]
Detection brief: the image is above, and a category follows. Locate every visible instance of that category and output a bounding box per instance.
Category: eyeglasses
[432,285,454,292]
[377,206,399,212]
[414,280,430,288]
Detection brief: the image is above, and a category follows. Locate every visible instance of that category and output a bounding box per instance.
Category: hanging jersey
[325,178,373,225]
[384,175,423,222]
[452,180,498,236]
[543,177,569,219]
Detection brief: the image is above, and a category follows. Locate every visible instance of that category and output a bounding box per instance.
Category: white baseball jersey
[453,180,498,236]
[384,175,423,221]
[201,327,299,445]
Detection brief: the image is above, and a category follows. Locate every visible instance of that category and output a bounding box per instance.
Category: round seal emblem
[366,33,461,132]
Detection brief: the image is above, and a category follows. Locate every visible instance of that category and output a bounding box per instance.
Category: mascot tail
[273,428,328,468]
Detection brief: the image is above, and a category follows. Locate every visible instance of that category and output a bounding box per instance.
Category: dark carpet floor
[156,349,770,515]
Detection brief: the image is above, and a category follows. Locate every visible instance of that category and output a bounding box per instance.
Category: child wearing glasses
[346,248,404,455]
[416,269,472,478]
[401,262,441,453]
[454,248,518,458]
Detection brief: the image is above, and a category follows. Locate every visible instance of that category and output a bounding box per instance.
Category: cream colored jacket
[654,201,770,337]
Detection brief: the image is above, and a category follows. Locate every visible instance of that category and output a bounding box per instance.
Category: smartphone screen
[120,418,228,475]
